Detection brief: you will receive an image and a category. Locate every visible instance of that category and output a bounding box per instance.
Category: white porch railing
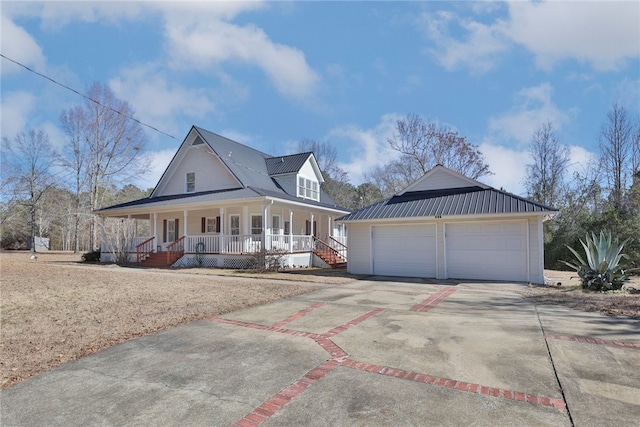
[104,234,322,256]
[184,234,313,254]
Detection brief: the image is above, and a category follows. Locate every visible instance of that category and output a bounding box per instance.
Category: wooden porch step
[313,249,346,269]
[138,252,182,268]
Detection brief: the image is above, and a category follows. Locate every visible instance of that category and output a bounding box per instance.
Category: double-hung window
[230,215,240,235]
[205,217,220,233]
[251,215,263,235]
[186,172,196,193]
[297,177,319,201]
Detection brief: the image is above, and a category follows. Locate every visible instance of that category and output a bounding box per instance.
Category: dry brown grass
[523,270,640,319]
[0,251,353,389]
[2,252,638,390]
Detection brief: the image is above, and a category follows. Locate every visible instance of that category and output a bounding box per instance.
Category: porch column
[242,206,249,252]
[328,216,332,240]
[310,213,314,235]
[242,206,249,234]
[262,203,269,251]
[183,210,188,238]
[153,213,158,252]
[289,210,293,253]
[219,207,225,253]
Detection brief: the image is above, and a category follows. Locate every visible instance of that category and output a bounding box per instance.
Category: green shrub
[560,231,637,291]
[81,249,101,263]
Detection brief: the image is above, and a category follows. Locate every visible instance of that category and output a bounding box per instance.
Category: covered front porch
[99,200,347,269]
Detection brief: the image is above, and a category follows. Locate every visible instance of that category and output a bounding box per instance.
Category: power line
[1,53,329,200]
[0,53,178,141]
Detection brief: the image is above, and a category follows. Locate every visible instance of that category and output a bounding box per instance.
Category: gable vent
[192,137,204,146]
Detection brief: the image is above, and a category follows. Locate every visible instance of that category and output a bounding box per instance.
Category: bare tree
[60,82,149,249]
[524,122,570,207]
[380,114,491,192]
[2,129,57,252]
[367,114,490,195]
[599,102,634,211]
[297,139,357,208]
[388,114,491,180]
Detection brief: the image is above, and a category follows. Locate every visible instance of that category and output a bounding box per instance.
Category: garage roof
[338,186,557,221]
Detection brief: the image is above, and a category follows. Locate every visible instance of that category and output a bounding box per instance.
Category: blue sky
[2,1,639,195]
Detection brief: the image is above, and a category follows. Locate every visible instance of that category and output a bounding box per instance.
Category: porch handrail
[166,236,185,264]
[328,235,347,259]
[312,236,344,261]
[136,236,155,264]
[328,236,347,250]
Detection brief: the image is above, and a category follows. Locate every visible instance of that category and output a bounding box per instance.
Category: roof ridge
[194,125,272,158]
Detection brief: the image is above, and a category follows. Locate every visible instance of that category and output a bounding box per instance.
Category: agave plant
[560,231,638,291]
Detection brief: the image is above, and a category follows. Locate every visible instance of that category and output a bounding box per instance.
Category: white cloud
[506,1,640,71]
[108,63,217,134]
[0,13,45,75]
[0,91,36,138]
[489,83,570,145]
[164,18,320,102]
[477,141,597,196]
[419,11,508,73]
[478,141,530,195]
[420,1,639,73]
[331,114,401,184]
[566,145,596,178]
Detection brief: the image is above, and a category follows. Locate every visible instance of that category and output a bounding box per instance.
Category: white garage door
[446,221,528,282]
[372,225,437,278]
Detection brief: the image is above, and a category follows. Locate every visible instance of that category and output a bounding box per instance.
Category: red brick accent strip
[314,336,349,360]
[410,287,457,312]
[272,302,325,328]
[231,360,340,427]
[210,317,320,339]
[341,359,566,409]
[322,307,385,337]
[545,334,640,348]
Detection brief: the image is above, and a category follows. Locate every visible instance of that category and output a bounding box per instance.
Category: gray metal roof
[194,127,280,192]
[338,186,557,221]
[97,185,348,215]
[265,153,312,175]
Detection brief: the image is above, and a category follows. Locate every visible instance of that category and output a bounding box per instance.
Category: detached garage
[338,165,557,284]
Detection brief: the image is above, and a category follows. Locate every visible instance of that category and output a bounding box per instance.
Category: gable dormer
[151,128,242,197]
[266,152,324,201]
[398,164,488,195]
[296,155,323,201]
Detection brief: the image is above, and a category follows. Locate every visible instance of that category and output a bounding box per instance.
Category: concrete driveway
[2,278,639,426]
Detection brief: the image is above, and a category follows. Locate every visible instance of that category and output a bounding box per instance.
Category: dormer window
[298,176,319,201]
[186,172,195,193]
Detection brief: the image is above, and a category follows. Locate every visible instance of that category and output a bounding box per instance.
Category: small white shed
[338,165,557,284]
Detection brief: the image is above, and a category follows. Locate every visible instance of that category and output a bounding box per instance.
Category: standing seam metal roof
[338,186,557,221]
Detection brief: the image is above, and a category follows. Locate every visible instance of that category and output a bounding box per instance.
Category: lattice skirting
[172,253,313,269]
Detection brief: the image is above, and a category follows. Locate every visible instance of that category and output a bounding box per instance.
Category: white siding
[298,159,320,181]
[346,223,372,275]
[405,168,477,192]
[528,217,544,284]
[156,146,239,196]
